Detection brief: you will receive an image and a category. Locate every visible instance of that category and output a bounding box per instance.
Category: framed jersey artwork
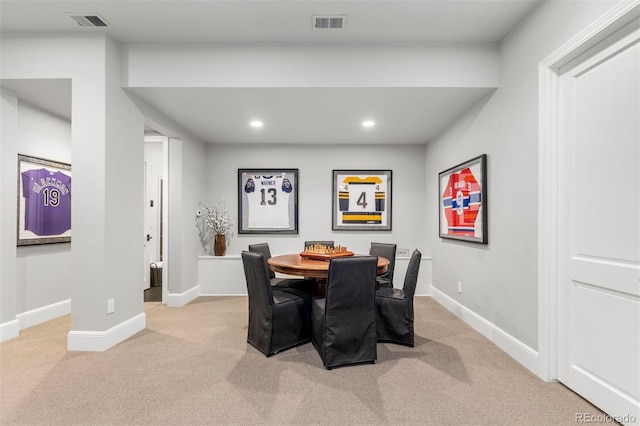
[332,170,392,231]
[238,168,298,234]
[438,154,488,244]
[17,154,72,246]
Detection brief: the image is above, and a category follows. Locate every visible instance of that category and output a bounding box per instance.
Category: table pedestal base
[314,279,327,297]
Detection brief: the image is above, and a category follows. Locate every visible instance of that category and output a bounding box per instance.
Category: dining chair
[248,242,313,290]
[369,242,397,288]
[241,250,312,357]
[312,256,377,369]
[374,249,421,347]
[304,240,335,250]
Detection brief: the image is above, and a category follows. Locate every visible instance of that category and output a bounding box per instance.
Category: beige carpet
[0,296,608,425]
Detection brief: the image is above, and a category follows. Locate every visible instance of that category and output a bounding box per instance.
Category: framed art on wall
[17,154,72,246]
[332,170,392,231]
[438,154,487,244]
[238,168,298,234]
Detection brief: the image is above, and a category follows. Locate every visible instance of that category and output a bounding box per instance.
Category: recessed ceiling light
[250,121,263,128]
[362,120,375,128]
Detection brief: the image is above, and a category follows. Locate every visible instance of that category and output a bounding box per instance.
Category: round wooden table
[268,254,389,295]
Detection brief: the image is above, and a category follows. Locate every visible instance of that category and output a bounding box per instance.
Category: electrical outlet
[396,248,410,257]
[107,298,115,314]
[457,281,463,294]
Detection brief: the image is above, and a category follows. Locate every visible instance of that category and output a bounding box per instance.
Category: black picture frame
[438,154,488,244]
[17,154,72,246]
[332,169,392,231]
[238,168,298,234]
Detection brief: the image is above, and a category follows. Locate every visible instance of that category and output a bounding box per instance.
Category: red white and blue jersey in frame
[441,167,482,237]
[21,168,72,236]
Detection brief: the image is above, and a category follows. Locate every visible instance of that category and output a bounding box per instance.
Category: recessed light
[250,121,263,128]
[362,120,375,128]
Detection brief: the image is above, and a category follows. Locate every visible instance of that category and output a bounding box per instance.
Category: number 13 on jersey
[238,169,299,234]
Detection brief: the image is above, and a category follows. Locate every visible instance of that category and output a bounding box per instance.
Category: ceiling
[0,0,540,144]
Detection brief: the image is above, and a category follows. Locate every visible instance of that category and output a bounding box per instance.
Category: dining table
[267,253,389,295]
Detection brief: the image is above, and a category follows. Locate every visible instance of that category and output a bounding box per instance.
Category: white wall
[197,142,430,296]
[0,90,19,336]
[15,101,72,315]
[129,90,209,304]
[425,0,617,354]
[124,44,499,89]
[1,1,623,359]
[122,30,499,305]
[1,34,148,350]
[0,91,73,339]
[100,36,146,331]
[176,138,207,296]
[203,143,427,256]
[159,135,208,305]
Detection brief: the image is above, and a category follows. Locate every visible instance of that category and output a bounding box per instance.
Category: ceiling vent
[312,15,346,30]
[66,13,110,28]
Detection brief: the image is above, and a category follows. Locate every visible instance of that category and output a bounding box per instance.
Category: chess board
[299,251,354,261]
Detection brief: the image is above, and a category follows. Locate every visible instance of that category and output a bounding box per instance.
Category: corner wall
[128,93,209,305]
[424,0,617,373]
[1,34,148,350]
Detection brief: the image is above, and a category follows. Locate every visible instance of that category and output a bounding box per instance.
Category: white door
[558,18,639,424]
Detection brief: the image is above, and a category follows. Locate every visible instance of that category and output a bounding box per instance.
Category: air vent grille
[312,15,346,30]
[66,13,109,28]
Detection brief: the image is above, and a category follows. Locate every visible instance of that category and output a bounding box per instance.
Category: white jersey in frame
[244,174,293,228]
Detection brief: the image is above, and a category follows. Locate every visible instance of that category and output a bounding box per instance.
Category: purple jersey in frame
[21,168,71,236]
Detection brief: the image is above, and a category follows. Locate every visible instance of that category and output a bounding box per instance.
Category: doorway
[143,135,166,302]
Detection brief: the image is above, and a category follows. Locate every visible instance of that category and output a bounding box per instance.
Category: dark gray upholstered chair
[248,242,313,290]
[369,242,397,288]
[312,256,377,369]
[247,243,276,279]
[241,250,312,357]
[375,249,421,347]
[304,240,335,249]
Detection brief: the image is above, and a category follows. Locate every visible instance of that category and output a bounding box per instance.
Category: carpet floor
[0,296,609,425]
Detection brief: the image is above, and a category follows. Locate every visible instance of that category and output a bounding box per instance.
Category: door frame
[538,0,640,381]
[143,134,169,303]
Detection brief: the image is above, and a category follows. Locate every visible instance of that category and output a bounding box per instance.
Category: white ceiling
[0,0,540,144]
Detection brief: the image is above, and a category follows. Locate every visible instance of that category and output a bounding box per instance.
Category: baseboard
[430,286,540,378]
[67,312,146,352]
[0,319,19,343]
[166,284,200,307]
[17,299,71,330]
[1,299,72,342]
[198,293,247,297]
